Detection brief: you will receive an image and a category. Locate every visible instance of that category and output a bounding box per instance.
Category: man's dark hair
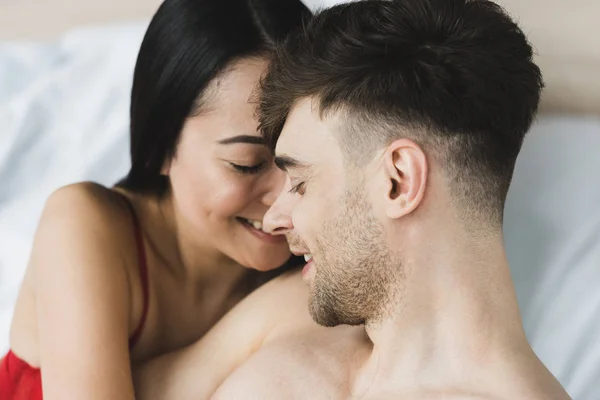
[259,0,544,224]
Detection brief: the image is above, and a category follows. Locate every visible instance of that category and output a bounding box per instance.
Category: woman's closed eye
[230,162,265,175]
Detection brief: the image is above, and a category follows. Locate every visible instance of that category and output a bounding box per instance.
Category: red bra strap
[117,193,150,349]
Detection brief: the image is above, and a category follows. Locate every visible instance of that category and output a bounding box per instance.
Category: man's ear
[382,139,427,219]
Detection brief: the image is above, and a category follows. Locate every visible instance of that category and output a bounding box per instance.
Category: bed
[0,1,599,398]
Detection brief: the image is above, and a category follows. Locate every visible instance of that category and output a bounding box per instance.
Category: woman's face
[166,57,291,271]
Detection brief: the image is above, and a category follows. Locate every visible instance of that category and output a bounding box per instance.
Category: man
[135,0,571,398]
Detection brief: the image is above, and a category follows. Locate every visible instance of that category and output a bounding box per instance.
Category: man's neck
[354,228,531,396]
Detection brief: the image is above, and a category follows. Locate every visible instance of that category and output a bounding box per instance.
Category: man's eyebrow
[217,135,265,145]
[274,155,309,172]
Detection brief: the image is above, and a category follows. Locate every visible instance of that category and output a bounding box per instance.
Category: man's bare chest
[214,325,367,399]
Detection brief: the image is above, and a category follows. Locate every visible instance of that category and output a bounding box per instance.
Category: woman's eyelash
[289,181,305,194]
[231,163,264,174]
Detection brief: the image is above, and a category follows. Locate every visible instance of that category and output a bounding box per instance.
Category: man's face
[264,99,399,327]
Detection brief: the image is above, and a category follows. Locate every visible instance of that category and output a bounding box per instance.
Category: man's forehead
[275,98,338,162]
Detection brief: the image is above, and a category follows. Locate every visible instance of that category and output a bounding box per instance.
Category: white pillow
[0,22,146,352]
[505,116,600,400]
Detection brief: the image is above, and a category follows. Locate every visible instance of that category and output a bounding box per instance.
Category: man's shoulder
[364,388,568,400]
[241,268,315,341]
[213,324,365,400]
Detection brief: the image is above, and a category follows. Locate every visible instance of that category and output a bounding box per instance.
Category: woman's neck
[132,190,251,290]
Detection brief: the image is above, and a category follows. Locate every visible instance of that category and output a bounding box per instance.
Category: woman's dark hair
[118,0,311,196]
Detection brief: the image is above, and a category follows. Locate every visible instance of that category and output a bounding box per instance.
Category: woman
[0,0,311,398]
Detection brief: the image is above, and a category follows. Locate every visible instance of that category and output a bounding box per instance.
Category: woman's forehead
[202,57,269,111]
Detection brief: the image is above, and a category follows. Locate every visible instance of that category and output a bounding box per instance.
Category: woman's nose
[262,166,286,207]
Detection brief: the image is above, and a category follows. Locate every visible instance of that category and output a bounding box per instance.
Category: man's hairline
[272,96,381,173]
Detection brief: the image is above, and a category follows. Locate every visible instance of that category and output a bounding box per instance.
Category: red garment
[0,351,42,400]
[0,193,149,399]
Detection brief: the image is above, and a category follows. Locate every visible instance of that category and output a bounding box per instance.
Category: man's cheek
[293,206,318,242]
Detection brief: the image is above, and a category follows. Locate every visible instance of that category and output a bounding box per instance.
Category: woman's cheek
[206,177,257,217]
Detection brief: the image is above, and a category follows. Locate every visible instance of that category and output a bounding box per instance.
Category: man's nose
[263,181,294,236]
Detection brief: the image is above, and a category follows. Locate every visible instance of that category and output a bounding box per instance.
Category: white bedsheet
[504,116,600,400]
[0,22,598,400]
[0,22,146,350]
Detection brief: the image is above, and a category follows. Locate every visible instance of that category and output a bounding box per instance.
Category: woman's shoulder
[32,181,141,271]
[41,181,142,240]
[9,182,146,395]
[44,181,130,223]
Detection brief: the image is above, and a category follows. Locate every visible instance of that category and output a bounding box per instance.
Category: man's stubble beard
[310,187,403,327]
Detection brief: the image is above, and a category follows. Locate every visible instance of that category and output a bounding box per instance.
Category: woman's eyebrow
[217,135,265,145]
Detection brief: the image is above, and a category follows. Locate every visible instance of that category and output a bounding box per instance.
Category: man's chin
[309,288,366,327]
[309,295,344,327]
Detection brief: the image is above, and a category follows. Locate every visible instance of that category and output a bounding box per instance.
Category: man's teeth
[304,254,313,262]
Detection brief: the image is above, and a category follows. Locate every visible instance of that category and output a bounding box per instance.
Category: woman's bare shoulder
[29,181,141,278]
[44,181,130,225]
[14,181,139,398]
[41,181,143,246]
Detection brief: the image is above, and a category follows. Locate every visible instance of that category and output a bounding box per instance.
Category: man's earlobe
[383,139,427,219]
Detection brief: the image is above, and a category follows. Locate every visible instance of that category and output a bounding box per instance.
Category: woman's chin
[241,252,294,272]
